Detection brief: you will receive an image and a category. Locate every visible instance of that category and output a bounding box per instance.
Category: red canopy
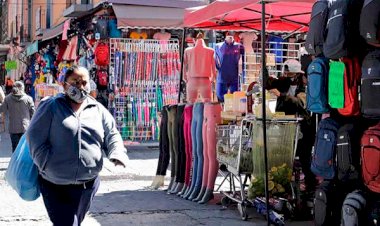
[184,0,313,33]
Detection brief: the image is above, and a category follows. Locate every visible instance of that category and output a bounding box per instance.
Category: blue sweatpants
[216,82,239,102]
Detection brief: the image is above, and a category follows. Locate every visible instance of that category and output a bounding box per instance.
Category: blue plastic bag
[5,134,40,201]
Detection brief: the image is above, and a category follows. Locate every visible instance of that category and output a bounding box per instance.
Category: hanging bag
[328,60,345,109]
[314,180,335,226]
[361,122,380,193]
[306,57,330,113]
[359,0,380,46]
[336,123,360,182]
[311,117,340,179]
[337,58,361,116]
[341,190,367,226]
[305,0,329,56]
[361,50,380,119]
[95,42,110,66]
[5,134,40,201]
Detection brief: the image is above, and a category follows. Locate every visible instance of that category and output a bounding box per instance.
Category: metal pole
[178,28,187,103]
[260,1,270,226]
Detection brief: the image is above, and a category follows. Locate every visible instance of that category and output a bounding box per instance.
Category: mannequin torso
[183,39,216,81]
[239,32,257,53]
[214,40,244,84]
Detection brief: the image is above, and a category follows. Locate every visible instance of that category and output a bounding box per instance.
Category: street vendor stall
[182,0,314,224]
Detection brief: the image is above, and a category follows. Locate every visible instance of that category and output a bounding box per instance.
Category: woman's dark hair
[64,66,89,82]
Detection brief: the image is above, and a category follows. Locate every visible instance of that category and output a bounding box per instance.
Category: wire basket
[251,120,299,178]
[216,119,255,174]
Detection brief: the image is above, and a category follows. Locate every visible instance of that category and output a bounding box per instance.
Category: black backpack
[360,0,380,46]
[336,123,361,182]
[314,180,335,226]
[323,0,364,59]
[361,49,380,119]
[305,0,329,56]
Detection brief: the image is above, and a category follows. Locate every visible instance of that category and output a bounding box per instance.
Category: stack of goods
[305,0,380,225]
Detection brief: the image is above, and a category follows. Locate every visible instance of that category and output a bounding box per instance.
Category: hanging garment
[62,36,78,61]
[167,105,178,190]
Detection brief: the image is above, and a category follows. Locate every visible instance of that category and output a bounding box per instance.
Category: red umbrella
[184,0,313,32]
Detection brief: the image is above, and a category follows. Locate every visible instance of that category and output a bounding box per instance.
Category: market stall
[178,0,314,224]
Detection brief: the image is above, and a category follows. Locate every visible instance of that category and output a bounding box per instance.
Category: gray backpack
[341,190,367,226]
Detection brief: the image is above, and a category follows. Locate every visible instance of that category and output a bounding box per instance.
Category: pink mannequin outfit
[193,103,222,204]
[183,39,216,103]
[178,104,194,197]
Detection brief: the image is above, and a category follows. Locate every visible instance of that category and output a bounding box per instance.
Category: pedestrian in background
[26,66,128,226]
[5,76,14,95]
[0,81,35,152]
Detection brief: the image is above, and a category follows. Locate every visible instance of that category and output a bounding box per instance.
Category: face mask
[65,82,88,103]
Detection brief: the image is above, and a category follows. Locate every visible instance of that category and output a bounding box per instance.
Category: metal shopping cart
[216,117,301,221]
[216,116,256,220]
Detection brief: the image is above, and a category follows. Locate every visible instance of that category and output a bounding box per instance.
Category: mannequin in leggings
[151,106,170,189]
[194,103,222,203]
[166,105,179,192]
[178,104,193,196]
[168,104,186,194]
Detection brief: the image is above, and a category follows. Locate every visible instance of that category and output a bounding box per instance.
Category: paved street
[0,131,312,226]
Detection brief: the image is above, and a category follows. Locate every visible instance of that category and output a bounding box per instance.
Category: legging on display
[186,78,212,103]
[167,105,178,180]
[183,104,194,186]
[201,103,222,190]
[186,102,204,198]
[175,104,186,183]
[156,106,170,175]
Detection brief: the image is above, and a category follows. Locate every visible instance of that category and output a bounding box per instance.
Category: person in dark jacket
[0,81,35,151]
[267,59,317,194]
[26,66,128,226]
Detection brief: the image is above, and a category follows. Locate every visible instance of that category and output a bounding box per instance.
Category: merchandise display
[109,38,181,141]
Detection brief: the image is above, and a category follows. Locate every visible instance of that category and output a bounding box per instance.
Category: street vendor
[266,59,317,198]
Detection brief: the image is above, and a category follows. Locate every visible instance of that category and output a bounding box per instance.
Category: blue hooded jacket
[26,94,128,185]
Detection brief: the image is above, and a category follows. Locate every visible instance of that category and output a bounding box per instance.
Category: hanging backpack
[96,70,108,87]
[95,42,110,66]
[311,117,340,179]
[341,190,367,226]
[359,0,380,46]
[361,122,380,193]
[328,60,345,109]
[361,50,380,119]
[338,58,361,116]
[336,123,361,182]
[305,0,329,56]
[306,57,330,113]
[323,0,364,59]
[314,180,335,226]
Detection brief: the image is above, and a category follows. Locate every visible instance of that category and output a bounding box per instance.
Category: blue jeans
[39,176,100,226]
[216,82,239,102]
[190,103,204,191]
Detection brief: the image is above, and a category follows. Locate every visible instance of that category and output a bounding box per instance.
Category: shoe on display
[198,188,215,204]
[192,187,206,202]
[151,175,164,190]
[188,186,201,200]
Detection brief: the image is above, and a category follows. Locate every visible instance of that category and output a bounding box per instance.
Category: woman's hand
[269,88,281,97]
[110,158,126,168]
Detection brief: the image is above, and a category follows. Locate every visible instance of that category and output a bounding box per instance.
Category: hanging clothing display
[110,38,181,141]
[181,104,194,195]
[62,36,78,61]
[239,32,258,53]
[166,105,178,192]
